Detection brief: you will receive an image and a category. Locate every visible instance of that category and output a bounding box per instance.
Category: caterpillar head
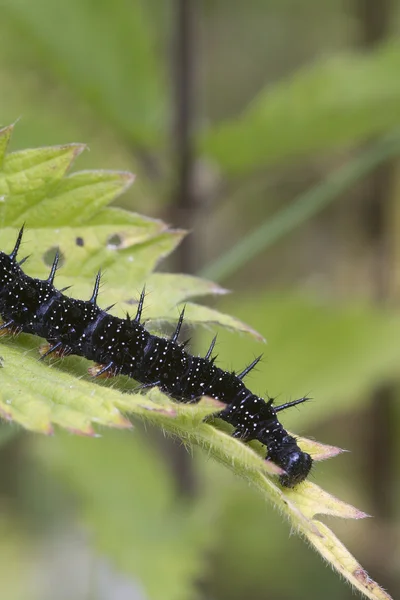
[279,450,312,488]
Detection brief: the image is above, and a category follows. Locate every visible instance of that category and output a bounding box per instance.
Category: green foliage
[36,430,216,600]
[211,292,400,429]
[0,4,398,599]
[201,41,400,174]
[200,132,400,281]
[0,126,393,600]
[3,0,165,148]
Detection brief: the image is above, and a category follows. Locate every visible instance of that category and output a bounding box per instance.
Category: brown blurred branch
[353,0,393,46]
[162,0,199,497]
[172,0,198,273]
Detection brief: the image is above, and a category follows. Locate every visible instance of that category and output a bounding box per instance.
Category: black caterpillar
[0,227,312,487]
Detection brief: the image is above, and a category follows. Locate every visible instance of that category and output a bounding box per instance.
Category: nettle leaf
[0,127,391,600]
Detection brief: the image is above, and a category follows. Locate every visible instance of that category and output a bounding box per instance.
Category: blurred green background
[1,0,400,599]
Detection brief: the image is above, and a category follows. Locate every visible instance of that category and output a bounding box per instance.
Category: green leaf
[201,41,400,174]
[0,143,85,224]
[0,342,131,434]
[146,272,229,305]
[23,170,135,227]
[0,145,138,227]
[171,303,264,340]
[87,207,165,228]
[4,0,165,148]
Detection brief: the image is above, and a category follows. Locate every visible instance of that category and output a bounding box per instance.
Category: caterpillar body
[0,227,312,487]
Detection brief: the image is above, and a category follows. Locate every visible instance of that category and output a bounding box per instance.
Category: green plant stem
[199,132,400,282]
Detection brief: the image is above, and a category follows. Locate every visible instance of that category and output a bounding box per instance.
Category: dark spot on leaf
[76,237,84,247]
[43,247,65,268]
[107,233,122,250]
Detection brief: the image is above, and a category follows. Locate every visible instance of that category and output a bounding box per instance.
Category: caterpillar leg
[231,427,253,443]
[203,409,254,442]
[0,320,21,336]
[88,361,119,379]
[39,342,70,360]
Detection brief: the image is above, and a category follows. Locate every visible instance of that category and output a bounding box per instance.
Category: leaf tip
[43,423,54,436]
[353,509,371,520]
[0,122,15,136]
[120,170,136,187]
[312,443,348,461]
[353,567,393,600]
[70,143,87,160]
[67,425,97,437]
[113,413,133,429]
[263,458,285,476]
